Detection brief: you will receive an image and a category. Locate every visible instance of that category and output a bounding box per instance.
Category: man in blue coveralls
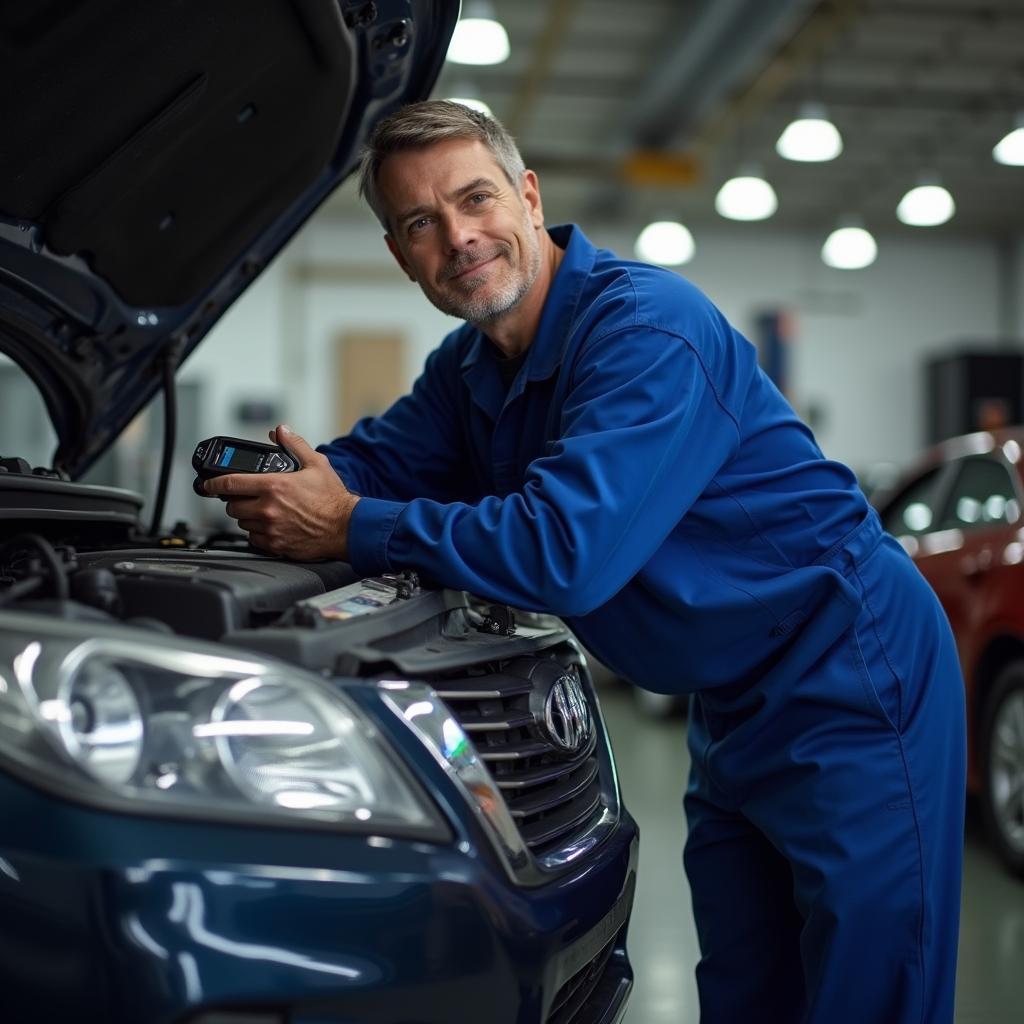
[207,101,967,1023]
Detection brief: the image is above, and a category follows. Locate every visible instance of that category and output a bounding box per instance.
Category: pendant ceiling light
[896,180,955,227]
[446,1,510,66]
[993,114,1024,166]
[714,169,778,221]
[776,102,843,162]
[821,221,877,270]
[634,221,696,266]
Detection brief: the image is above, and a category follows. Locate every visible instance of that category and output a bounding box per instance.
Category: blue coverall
[321,224,967,1023]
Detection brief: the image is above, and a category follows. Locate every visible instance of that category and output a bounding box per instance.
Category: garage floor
[596,682,1024,1024]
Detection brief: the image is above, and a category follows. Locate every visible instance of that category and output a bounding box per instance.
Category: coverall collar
[459,224,597,412]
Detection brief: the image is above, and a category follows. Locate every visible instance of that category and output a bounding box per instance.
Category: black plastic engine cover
[75,548,358,639]
[0,475,142,541]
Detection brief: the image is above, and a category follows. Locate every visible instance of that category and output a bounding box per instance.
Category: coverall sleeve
[347,326,741,616]
[316,340,474,504]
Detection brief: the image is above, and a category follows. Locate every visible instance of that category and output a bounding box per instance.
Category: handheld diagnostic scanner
[192,436,299,496]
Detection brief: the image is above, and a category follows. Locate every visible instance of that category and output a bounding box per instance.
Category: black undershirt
[492,344,528,392]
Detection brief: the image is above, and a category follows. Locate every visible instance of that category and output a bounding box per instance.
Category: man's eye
[409,217,433,234]
[469,193,490,205]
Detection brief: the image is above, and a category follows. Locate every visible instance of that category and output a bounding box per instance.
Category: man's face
[377,138,544,324]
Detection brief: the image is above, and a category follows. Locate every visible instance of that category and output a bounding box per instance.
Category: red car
[873,429,1024,876]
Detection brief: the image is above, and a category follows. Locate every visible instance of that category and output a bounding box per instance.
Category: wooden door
[335,330,407,436]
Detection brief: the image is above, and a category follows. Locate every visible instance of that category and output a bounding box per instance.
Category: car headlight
[61,655,144,785]
[0,614,444,838]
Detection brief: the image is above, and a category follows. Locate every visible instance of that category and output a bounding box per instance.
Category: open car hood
[0,0,459,478]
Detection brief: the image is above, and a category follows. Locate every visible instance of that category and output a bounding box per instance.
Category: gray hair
[358,100,526,232]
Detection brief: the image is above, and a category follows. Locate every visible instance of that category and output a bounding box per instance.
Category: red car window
[936,456,1020,532]
[881,466,945,536]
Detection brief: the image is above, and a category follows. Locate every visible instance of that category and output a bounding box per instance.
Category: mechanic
[205,100,967,1024]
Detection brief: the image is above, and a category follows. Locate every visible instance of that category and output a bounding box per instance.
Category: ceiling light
[635,221,695,266]
[714,171,778,221]
[446,2,510,66]
[821,222,877,270]
[896,182,955,227]
[993,114,1024,166]
[776,102,843,162]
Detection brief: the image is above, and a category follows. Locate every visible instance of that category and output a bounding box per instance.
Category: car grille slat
[435,654,606,858]
[518,780,602,848]
[456,709,536,732]
[492,753,591,790]
[478,739,552,762]
[506,759,600,818]
[435,677,533,701]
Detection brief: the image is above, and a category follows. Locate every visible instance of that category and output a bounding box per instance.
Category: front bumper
[0,767,637,1024]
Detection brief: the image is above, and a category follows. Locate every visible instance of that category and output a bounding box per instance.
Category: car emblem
[543,669,593,753]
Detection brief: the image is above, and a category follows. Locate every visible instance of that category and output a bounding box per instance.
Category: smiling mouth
[447,254,501,282]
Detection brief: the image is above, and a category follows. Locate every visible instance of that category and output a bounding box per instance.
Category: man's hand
[203,424,359,561]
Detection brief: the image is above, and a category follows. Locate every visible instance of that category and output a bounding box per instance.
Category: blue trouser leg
[684,538,966,1024]
[684,784,805,1022]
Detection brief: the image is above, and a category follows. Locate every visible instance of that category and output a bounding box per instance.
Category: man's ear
[521,169,544,229]
[385,233,416,282]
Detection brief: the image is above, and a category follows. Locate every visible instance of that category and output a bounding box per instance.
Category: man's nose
[441,212,478,252]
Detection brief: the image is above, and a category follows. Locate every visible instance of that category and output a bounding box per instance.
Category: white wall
[192,211,1014,480]
[184,213,459,450]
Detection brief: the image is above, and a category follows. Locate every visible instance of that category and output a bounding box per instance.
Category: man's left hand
[203,424,359,561]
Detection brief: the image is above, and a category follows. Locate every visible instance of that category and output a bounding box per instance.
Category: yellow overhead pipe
[611,0,868,192]
[505,0,583,139]
[620,151,703,187]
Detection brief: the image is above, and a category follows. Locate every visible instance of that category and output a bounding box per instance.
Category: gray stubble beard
[428,209,542,326]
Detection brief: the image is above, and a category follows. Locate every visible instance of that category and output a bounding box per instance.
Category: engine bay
[0,462,613,867]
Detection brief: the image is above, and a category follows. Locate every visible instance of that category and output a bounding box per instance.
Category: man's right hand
[203,424,360,561]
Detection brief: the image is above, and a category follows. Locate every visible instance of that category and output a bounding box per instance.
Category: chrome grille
[434,654,603,857]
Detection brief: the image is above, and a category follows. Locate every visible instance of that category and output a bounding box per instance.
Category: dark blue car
[0,2,638,1021]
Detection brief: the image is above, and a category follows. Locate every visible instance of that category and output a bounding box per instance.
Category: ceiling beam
[865,0,1024,20]
[622,0,823,148]
[580,0,825,220]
